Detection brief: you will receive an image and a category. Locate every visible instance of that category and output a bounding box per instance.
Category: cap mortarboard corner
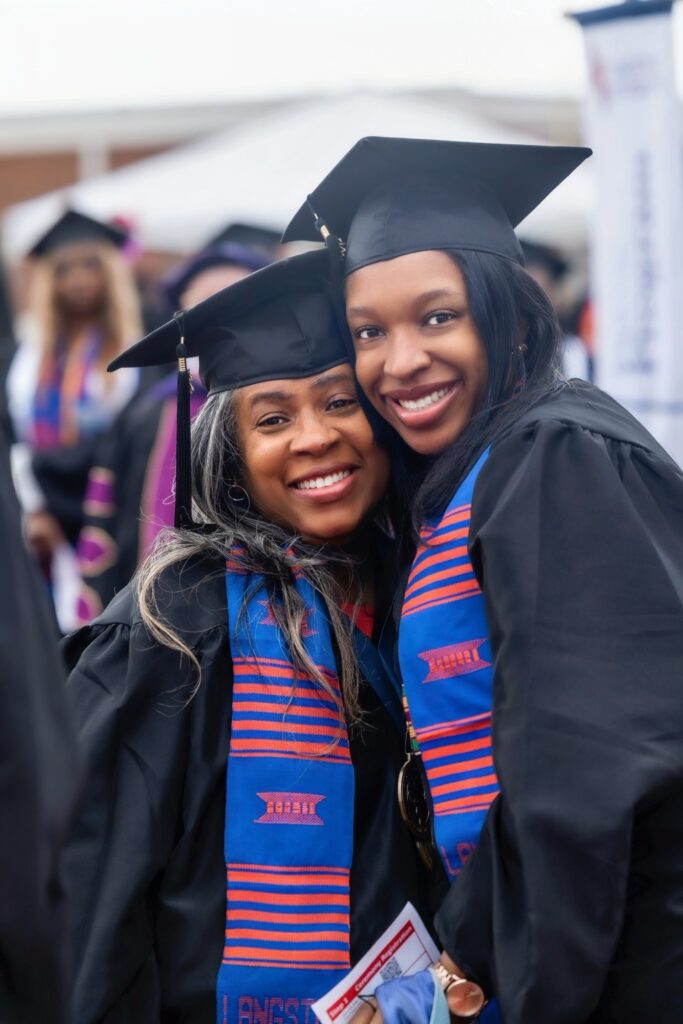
[284,137,591,275]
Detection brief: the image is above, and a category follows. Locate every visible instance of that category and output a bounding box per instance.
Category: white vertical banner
[572,1,683,463]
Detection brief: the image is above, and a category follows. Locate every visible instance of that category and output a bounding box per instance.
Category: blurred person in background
[72,229,271,623]
[0,426,80,1023]
[109,214,171,334]
[520,238,593,381]
[562,290,594,381]
[6,209,142,628]
[202,220,283,262]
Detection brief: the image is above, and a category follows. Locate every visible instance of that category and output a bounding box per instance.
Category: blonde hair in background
[29,240,143,378]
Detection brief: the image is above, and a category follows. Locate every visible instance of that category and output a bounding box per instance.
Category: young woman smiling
[285,138,683,1023]
[62,252,428,1024]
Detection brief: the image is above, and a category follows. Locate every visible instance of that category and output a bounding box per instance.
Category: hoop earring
[227,483,249,507]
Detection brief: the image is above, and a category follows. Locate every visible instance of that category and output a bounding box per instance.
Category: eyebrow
[248,389,292,408]
[417,288,466,305]
[310,370,354,391]
[347,288,465,318]
[247,371,354,408]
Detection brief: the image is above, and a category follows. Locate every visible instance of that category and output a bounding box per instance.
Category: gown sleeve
[62,597,229,1024]
[0,431,80,1024]
[435,417,683,1023]
[75,394,165,621]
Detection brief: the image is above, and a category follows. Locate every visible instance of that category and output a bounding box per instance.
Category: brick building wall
[0,145,175,218]
[0,152,79,211]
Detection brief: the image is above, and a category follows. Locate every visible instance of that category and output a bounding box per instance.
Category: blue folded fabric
[374,967,501,1023]
[375,969,447,1024]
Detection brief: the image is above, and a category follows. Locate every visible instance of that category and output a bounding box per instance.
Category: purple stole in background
[217,555,354,1024]
[138,378,206,559]
[399,448,499,882]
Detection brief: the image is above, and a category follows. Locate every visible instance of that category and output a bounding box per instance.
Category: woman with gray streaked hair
[62,252,434,1024]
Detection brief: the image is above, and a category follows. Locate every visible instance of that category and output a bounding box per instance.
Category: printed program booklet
[312,903,438,1024]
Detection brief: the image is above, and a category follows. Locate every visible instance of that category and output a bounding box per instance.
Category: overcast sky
[1,0,680,116]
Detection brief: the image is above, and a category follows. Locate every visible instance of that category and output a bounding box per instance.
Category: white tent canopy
[2,91,594,259]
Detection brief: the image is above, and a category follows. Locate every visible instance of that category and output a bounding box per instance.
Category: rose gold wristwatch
[432,962,487,1018]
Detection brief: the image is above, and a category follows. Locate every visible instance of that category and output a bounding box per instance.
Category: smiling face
[234,365,390,544]
[52,241,108,318]
[345,250,488,456]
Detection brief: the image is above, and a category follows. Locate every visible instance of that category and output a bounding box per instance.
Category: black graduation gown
[77,387,170,614]
[31,371,160,550]
[0,431,80,1023]
[77,377,205,618]
[434,381,683,1023]
[63,554,428,1024]
[33,435,101,545]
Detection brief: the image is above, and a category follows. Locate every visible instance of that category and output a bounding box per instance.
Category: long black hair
[406,249,564,530]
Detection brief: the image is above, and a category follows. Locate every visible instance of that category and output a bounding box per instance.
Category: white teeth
[397,387,450,412]
[294,469,352,490]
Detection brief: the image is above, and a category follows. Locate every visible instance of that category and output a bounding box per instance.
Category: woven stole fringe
[399,448,499,882]
[217,559,354,1024]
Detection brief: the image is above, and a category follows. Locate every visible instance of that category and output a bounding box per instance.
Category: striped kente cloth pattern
[231,655,351,766]
[217,556,354,1024]
[223,863,350,970]
[399,448,499,881]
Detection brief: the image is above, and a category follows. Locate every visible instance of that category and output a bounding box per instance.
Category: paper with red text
[312,903,438,1024]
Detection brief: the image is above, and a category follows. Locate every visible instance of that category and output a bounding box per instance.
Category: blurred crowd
[0,210,593,632]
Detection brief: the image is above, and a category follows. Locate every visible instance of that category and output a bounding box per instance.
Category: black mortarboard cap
[283,137,591,274]
[28,209,129,258]
[160,242,272,311]
[109,250,348,527]
[206,221,283,255]
[110,249,345,391]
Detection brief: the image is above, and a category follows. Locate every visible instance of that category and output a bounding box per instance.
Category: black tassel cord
[173,312,194,529]
[305,197,355,367]
[305,196,394,449]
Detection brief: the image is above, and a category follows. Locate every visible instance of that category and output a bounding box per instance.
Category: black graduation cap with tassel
[107,250,349,532]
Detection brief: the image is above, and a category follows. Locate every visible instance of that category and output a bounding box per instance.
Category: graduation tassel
[305,196,389,447]
[306,196,353,364]
[173,311,194,529]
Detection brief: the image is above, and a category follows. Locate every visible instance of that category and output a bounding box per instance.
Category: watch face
[445,979,486,1018]
[397,753,432,838]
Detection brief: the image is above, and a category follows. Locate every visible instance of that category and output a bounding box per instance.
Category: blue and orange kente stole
[399,448,499,882]
[217,554,354,1024]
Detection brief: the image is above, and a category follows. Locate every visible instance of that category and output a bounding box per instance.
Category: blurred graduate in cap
[72,230,271,624]
[6,210,143,626]
[285,137,683,1023]
[62,251,431,1024]
[204,220,283,258]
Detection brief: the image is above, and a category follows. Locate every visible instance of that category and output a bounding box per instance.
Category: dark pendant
[397,752,432,840]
